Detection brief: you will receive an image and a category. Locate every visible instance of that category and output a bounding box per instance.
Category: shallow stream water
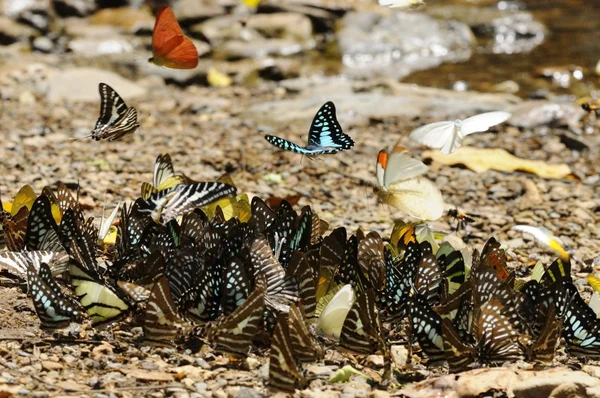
[404,0,600,96]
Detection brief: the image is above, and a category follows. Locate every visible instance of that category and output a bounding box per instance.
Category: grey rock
[336,11,474,79]
[246,79,520,127]
[192,15,245,46]
[4,0,50,31]
[507,100,585,131]
[234,387,263,398]
[32,36,53,53]
[488,13,546,54]
[513,371,600,398]
[68,37,133,57]
[4,0,47,17]
[428,6,546,54]
[47,67,146,102]
[196,13,315,60]
[218,38,310,59]
[173,0,225,23]
[53,0,96,17]
[245,13,313,42]
[0,16,38,44]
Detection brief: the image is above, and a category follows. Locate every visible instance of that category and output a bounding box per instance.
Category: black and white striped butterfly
[136,182,237,224]
[265,101,354,158]
[87,83,140,141]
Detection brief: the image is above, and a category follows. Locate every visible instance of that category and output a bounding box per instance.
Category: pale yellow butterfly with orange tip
[511,225,569,261]
[375,145,444,221]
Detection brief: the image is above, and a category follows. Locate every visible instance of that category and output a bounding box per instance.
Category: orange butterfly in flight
[148,6,199,70]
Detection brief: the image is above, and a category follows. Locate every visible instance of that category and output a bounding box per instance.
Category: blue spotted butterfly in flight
[265,102,354,158]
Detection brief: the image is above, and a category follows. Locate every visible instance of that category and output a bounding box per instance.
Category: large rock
[68,37,133,57]
[194,13,315,60]
[245,13,313,42]
[336,11,474,79]
[246,78,520,127]
[507,100,585,131]
[397,368,600,398]
[173,0,225,23]
[53,0,96,17]
[512,370,600,398]
[47,68,146,102]
[428,6,546,54]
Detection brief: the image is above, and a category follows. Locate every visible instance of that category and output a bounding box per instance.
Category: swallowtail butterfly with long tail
[141,153,188,200]
[87,83,140,141]
[143,276,189,344]
[136,182,236,224]
[339,288,380,354]
[205,275,266,356]
[265,102,354,158]
[269,312,307,392]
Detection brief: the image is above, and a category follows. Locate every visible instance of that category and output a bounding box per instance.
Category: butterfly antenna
[138,111,153,124]
[68,133,92,143]
[131,50,149,64]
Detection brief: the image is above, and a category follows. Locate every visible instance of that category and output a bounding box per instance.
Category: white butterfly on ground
[376,146,444,220]
[409,111,511,155]
[378,0,424,8]
[316,284,355,340]
[97,201,121,245]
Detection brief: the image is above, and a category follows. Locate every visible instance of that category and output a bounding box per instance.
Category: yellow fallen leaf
[423,147,572,179]
[207,68,232,88]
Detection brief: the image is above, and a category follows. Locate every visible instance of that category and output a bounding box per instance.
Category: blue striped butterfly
[265,101,354,158]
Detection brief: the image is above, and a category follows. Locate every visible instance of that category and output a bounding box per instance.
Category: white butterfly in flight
[409,111,511,155]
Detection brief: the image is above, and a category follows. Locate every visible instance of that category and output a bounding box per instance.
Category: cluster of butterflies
[85,79,509,223]
[82,6,512,222]
[1,153,599,392]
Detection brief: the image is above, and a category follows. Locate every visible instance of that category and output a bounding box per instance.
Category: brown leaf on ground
[424,147,573,179]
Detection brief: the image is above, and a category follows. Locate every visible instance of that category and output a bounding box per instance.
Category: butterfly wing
[409,121,458,153]
[150,7,198,70]
[96,83,128,131]
[377,149,429,187]
[308,102,354,151]
[153,154,176,188]
[104,107,139,141]
[380,176,444,221]
[265,135,314,155]
[460,111,511,136]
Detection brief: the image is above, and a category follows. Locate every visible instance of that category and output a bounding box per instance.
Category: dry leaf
[423,147,572,179]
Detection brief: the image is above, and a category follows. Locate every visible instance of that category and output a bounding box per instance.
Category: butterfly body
[149,7,198,70]
[88,83,139,141]
[265,102,354,158]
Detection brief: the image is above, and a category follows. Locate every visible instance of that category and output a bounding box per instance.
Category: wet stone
[337,11,474,79]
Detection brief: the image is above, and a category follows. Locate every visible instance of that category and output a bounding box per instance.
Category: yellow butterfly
[4,185,36,216]
[200,173,251,222]
[141,154,188,200]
